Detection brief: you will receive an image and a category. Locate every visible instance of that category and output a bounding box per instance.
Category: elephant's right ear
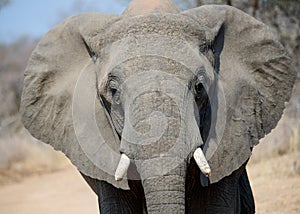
[20,13,130,189]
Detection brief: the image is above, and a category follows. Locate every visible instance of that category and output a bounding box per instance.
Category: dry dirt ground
[0,152,299,214]
[247,151,300,214]
[0,164,99,214]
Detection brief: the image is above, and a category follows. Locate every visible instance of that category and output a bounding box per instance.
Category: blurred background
[0,0,299,213]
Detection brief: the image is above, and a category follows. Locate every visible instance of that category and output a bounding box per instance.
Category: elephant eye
[199,42,208,53]
[110,87,117,96]
[199,40,213,53]
[194,75,208,100]
[195,82,204,94]
[108,80,121,104]
[108,80,119,96]
[194,80,209,107]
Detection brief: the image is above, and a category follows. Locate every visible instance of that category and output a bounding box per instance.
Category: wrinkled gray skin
[20,0,296,213]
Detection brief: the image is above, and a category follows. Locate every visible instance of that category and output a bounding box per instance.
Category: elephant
[20,0,296,213]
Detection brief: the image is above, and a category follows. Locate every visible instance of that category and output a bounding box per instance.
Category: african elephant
[20,0,296,213]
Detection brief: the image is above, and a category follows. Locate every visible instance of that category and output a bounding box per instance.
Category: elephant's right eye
[108,80,121,104]
[195,82,204,95]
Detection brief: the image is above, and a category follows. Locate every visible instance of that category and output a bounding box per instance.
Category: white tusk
[193,148,211,177]
[115,154,130,181]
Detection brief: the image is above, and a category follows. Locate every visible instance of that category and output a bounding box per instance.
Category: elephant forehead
[110,56,194,82]
[103,35,210,80]
[89,13,208,52]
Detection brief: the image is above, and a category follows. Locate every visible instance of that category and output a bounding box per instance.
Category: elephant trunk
[118,90,193,212]
[139,159,186,214]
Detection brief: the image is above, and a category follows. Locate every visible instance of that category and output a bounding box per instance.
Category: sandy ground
[247,152,300,214]
[0,152,299,214]
[0,165,99,214]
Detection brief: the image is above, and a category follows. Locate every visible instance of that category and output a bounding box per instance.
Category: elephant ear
[20,13,129,189]
[183,5,296,183]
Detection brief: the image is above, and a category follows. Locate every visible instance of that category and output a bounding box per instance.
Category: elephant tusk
[193,148,211,177]
[115,154,130,181]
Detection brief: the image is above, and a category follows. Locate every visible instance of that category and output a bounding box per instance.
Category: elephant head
[20,0,296,213]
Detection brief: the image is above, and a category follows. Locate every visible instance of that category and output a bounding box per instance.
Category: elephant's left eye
[110,87,117,96]
[109,80,119,96]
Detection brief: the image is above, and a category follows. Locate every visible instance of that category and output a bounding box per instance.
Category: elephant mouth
[115,149,211,182]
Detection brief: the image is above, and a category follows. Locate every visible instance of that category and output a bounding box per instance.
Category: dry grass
[0,119,70,186]
[248,114,300,213]
[248,152,300,214]
[250,115,300,164]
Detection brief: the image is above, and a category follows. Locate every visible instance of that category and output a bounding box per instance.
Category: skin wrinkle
[129,92,180,158]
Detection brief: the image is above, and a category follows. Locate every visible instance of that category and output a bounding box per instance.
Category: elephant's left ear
[183,5,296,183]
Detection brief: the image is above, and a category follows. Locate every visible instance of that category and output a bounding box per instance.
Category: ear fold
[184,5,296,183]
[20,13,129,189]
